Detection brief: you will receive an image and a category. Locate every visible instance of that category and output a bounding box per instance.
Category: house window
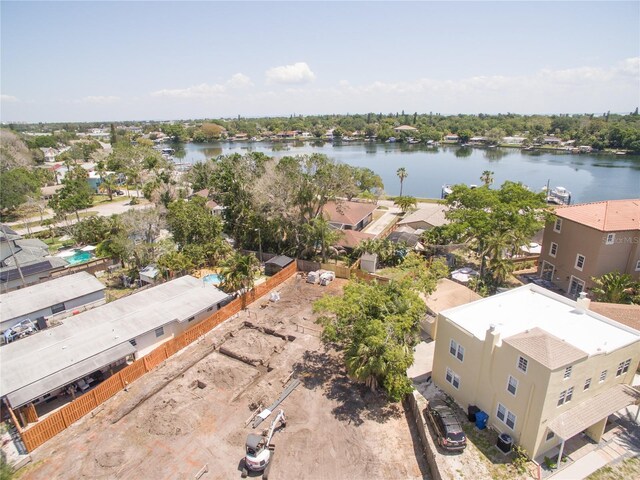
[554,218,562,233]
[584,378,591,390]
[599,370,607,383]
[507,375,518,396]
[187,316,195,322]
[155,326,165,338]
[51,302,66,314]
[517,356,528,373]
[129,339,137,347]
[541,261,555,281]
[606,233,615,245]
[445,367,460,389]
[496,403,516,430]
[546,430,555,441]
[565,387,574,403]
[636,260,640,272]
[506,411,517,429]
[564,366,572,379]
[575,254,585,271]
[449,339,464,362]
[569,276,585,297]
[549,242,558,257]
[617,359,631,376]
[558,390,566,406]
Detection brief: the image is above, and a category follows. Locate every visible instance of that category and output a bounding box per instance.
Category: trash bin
[475,410,488,430]
[468,405,480,422]
[497,433,513,453]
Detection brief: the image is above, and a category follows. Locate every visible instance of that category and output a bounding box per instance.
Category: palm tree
[396,168,408,197]
[221,252,260,295]
[480,170,494,187]
[394,195,417,214]
[591,271,637,304]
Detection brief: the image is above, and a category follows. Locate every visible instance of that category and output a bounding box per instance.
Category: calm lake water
[177,142,640,203]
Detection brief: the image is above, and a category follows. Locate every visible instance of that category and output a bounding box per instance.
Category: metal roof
[6,342,136,408]
[0,276,230,403]
[265,255,294,268]
[0,272,106,323]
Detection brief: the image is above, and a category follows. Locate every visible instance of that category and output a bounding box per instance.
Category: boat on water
[441,183,478,198]
[161,147,175,155]
[543,185,572,205]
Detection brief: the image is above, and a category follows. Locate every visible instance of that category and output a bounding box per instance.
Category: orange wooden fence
[19,262,297,452]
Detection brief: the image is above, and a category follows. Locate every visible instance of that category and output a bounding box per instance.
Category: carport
[546,384,640,469]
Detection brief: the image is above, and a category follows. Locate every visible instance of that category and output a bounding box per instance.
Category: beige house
[432,284,640,462]
[537,199,640,297]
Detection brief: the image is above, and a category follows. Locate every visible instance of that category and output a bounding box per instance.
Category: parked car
[425,399,467,452]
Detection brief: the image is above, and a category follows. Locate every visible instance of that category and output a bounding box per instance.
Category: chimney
[485,324,501,349]
[576,291,591,313]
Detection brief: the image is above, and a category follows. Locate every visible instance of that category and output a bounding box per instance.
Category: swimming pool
[66,250,93,265]
[202,273,223,286]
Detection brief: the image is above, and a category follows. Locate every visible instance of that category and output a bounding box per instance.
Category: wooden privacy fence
[18,262,298,453]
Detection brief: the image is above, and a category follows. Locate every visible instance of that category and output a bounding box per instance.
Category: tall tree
[221,252,260,294]
[314,279,426,401]
[396,167,408,197]
[48,165,93,221]
[480,170,494,187]
[442,181,549,279]
[0,168,41,211]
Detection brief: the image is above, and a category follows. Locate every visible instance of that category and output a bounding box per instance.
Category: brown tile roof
[194,188,209,198]
[322,201,377,228]
[335,230,375,249]
[548,384,640,440]
[424,278,482,314]
[555,199,640,232]
[589,303,640,331]
[503,327,588,370]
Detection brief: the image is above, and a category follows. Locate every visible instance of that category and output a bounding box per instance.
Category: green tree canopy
[48,165,93,221]
[167,196,223,248]
[314,279,426,401]
[0,168,41,211]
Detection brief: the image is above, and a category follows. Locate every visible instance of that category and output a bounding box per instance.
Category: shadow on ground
[293,349,401,426]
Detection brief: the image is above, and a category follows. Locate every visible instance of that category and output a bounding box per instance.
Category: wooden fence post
[61,408,70,428]
[143,355,150,372]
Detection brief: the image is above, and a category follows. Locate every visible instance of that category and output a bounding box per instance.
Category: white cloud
[227,73,254,89]
[1,94,19,103]
[265,62,316,85]
[151,73,253,98]
[79,95,120,104]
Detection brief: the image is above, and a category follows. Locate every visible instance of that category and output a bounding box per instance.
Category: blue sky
[1,1,639,122]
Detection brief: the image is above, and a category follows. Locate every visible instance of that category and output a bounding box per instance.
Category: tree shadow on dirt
[293,349,402,426]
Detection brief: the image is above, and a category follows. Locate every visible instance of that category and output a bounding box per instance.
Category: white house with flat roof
[0,276,230,413]
[0,271,106,333]
[432,284,640,462]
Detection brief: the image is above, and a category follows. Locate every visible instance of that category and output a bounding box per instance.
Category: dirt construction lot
[19,276,430,480]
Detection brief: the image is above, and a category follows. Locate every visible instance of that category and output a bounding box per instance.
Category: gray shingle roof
[503,327,588,370]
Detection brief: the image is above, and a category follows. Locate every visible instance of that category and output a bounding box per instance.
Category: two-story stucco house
[432,284,640,462]
[538,199,640,297]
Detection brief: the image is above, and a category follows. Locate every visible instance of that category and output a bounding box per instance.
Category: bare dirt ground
[18,276,430,480]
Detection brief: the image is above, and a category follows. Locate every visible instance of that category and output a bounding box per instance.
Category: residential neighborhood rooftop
[397,203,449,228]
[322,200,377,226]
[0,271,105,323]
[554,199,640,232]
[423,278,482,314]
[503,327,588,369]
[441,284,640,357]
[0,276,229,406]
[589,302,640,331]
